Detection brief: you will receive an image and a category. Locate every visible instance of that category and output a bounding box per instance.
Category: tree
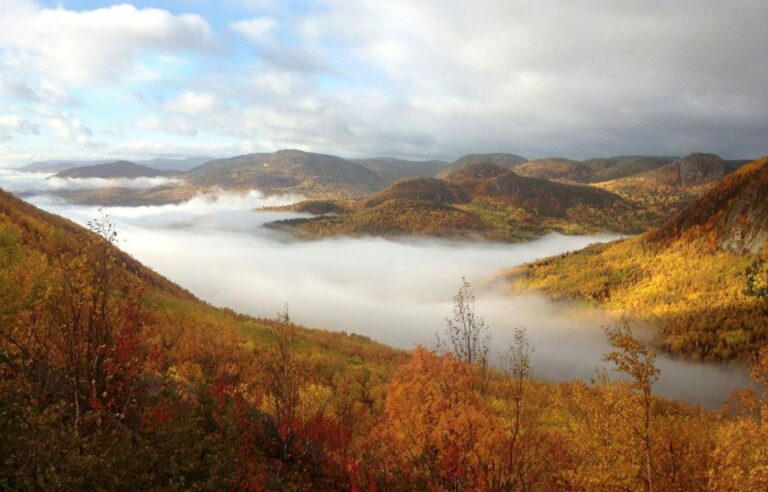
[746,258,768,301]
[437,277,491,390]
[369,348,504,490]
[604,321,660,492]
[501,327,534,487]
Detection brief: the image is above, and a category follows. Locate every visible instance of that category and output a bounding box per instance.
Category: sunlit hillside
[509,157,768,361]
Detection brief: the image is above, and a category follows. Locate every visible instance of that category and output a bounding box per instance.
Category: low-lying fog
[1,168,755,408]
[0,168,182,193]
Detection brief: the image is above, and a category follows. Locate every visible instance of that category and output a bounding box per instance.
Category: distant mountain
[436,153,527,178]
[136,157,212,172]
[266,162,647,241]
[508,156,768,361]
[513,158,588,182]
[21,156,212,174]
[55,161,174,179]
[513,156,675,184]
[187,149,389,198]
[20,159,111,173]
[353,157,449,181]
[580,156,675,182]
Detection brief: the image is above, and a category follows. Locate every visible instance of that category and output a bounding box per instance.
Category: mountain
[580,156,675,182]
[55,160,175,179]
[20,159,111,173]
[187,149,388,198]
[266,162,647,241]
[508,156,768,361]
[353,157,449,181]
[20,157,211,174]
[513,158,588,182]
[512,156,675,184]
[598,153,736,198]
[436,152,527,178]
[135,156,213,172]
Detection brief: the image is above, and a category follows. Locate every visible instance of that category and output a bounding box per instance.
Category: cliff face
[655,156,768,254]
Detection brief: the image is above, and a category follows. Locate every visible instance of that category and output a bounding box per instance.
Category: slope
[507,156,768,361]
[596,153,739,217]
[55,160,175,179]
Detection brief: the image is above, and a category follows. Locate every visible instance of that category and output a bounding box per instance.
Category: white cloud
[232,16,277,42]
[0,114,40,140]
[43,112,93,142]
[164,91,223,115]
[0,1,214,85]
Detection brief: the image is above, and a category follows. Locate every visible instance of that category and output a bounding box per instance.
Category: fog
[0,168,183,193]
[0,170,754,408]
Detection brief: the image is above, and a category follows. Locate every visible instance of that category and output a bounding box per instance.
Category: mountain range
[264,161,648,241]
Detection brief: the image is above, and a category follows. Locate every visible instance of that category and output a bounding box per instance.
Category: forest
[1,189,767,491]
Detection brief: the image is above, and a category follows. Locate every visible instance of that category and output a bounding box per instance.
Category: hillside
[596,153,739,217]
[513,158,589,182]
[353,157,449,181]
[2,187,767,489]
[265,163,649,241]
[55,160,174,179]
[187,149,388,198]
[436,152,527,178]
[508,156,768,361]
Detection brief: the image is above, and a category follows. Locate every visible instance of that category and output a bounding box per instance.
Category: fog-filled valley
[2,168,754,409]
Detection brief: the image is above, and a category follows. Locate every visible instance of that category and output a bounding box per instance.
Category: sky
[0,0,766,166]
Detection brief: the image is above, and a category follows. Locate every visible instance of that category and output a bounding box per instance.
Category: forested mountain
[186,149,389,198]
[353,157,449,180]
[264,162,650,240]
[508,156,768,361]
[514,156,675,183]
[55,160,175,179]
[436,152,528,178]
[595,153,741,216]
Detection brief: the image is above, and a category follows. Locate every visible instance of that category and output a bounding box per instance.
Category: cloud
[0,1,214,85]
[2,1,768,163]
[232,16,277,43]
[43,112,93,142]
[137,116,199,136]
[164,91,225,115]
[0,114,40,140]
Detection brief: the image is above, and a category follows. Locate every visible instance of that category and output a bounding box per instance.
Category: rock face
[666,153,737,187]
[656,156,768,254]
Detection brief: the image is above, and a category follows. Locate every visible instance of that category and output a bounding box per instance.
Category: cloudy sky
[0,0,766,166]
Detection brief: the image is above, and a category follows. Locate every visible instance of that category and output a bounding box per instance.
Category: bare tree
[437,277,491,389]
[604,321,659,492]
[500,328,535,489]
